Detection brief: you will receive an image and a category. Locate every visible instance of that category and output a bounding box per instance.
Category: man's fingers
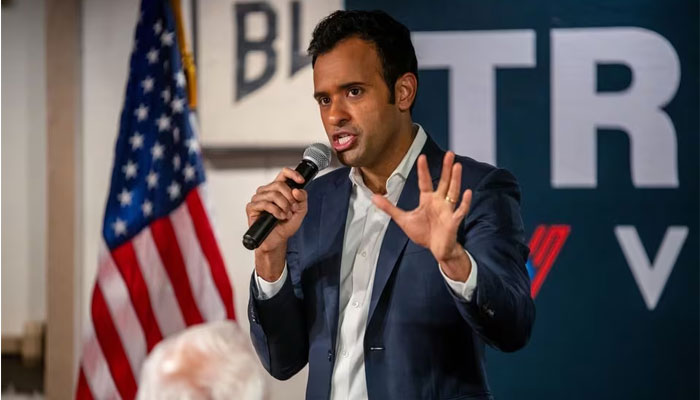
[246,200,290,221]
[246,169,308,227]
[372,194,406,222]
[291,189,308,211]
[445,162,462,208]
[436,152,455,195]
[275,167,305,185]
[454,189,472,221]
[251,191,293,214]
[417,155,433,192]
[291,188,307,201]
[257,181,295,204]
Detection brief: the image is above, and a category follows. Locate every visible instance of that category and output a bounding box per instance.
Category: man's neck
[360,123,417,195]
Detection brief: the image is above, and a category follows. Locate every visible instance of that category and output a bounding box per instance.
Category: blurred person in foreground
[245,9,535,400]
[136,320,267,400]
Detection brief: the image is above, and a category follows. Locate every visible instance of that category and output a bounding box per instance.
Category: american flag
[76,1,235,398]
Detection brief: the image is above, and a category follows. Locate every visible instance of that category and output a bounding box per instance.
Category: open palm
[372,152,472,263]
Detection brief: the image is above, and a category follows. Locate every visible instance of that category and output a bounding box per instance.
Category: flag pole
[170,0,197,109]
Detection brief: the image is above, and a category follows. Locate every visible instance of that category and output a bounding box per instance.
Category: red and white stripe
[76,187,235,399]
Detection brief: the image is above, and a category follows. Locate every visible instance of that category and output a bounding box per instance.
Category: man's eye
[318,97,330,105]
[348,88,362,97]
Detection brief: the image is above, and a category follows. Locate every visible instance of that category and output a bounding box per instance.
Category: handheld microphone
[242,143,332,250]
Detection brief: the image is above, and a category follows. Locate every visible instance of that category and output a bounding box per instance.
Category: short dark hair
[308,10,418,109]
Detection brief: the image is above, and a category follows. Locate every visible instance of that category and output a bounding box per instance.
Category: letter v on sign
[615,226,688,310]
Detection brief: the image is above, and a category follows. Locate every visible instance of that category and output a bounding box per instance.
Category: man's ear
[395,72,418,112]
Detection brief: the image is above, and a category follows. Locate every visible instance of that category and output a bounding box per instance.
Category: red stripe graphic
[533,228,556,267]
[111,241,163,351]
[529,225,570,298]
[541,226,570,273]
[186,190,236,320]
[150,217,204,326]
[528,225,547,261]
[91,285,137,400]
[75,367,94,400]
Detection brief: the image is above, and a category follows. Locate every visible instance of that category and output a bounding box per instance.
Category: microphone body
[243,144,331,250]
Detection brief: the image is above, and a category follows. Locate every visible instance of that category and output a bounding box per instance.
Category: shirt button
[341,350,349,358]
[360,251,367,257]
[352,301,360,308]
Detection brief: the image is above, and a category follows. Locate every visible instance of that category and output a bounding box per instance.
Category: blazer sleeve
[248,234,309,379]
[447,167,535,352]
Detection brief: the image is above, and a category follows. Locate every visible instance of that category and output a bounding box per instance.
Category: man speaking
[245,10,535,400]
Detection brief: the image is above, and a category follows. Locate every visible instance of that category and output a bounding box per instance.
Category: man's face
[313,37,401,169]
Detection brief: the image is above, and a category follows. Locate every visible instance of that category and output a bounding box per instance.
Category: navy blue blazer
[248,136,535,399]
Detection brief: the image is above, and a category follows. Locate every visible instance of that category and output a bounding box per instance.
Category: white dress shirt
[255,125,478,400]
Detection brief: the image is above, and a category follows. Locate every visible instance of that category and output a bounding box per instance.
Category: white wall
[1,0,47,336]
[80,0,308,397]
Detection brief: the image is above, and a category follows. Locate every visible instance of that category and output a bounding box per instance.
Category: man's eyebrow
[312,90,328,99]
[338,81,365,90]
[313,82,367,99]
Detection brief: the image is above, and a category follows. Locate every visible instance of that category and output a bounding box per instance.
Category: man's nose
[327,99,350,127]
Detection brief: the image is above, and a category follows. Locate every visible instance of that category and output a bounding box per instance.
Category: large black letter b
[235,2,277,101]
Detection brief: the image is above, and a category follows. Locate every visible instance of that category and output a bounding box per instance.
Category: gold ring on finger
[445,196,456,204]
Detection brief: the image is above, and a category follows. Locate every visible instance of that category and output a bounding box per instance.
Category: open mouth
[332,132,357,152]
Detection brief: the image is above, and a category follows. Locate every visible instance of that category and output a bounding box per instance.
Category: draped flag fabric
[76,1,235,398]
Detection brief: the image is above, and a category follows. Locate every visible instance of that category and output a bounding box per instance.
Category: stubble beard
[335,144,364,167]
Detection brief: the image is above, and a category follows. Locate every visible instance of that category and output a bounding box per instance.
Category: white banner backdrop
[197,0,342,147]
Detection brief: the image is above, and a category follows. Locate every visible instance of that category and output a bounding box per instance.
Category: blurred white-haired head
[136,320,267,400]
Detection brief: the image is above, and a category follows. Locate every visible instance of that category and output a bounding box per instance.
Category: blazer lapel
[318,173,352,352]
[367,137,445,324]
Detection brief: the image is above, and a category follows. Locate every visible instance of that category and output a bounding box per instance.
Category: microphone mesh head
[303,143,332,170]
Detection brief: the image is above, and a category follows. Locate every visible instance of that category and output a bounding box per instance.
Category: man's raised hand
[372,152,473,281]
